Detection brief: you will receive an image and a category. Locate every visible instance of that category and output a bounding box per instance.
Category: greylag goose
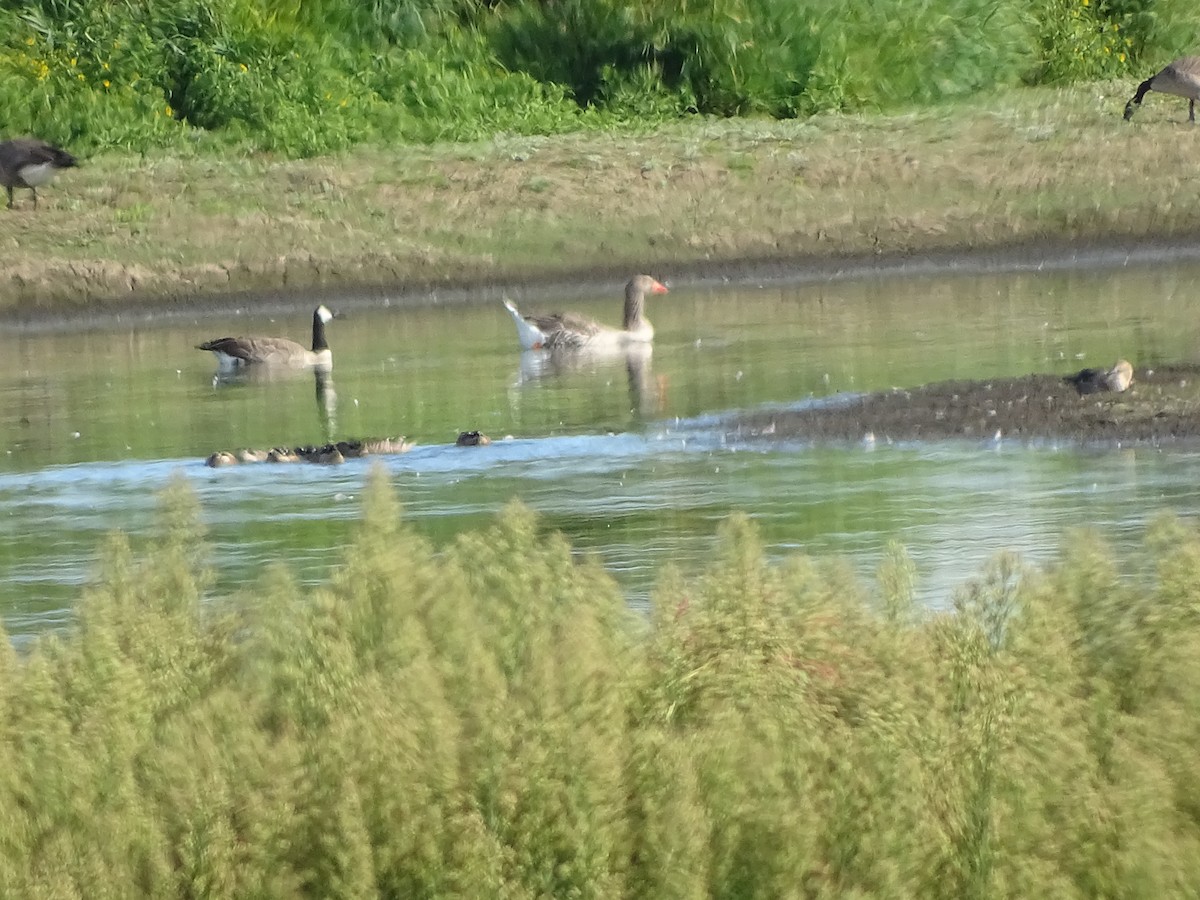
[197,305,335,369]
[503,274,668,350]
[1064,359,1133,395]
[1125,57,1200,122]
[0,137,77,209]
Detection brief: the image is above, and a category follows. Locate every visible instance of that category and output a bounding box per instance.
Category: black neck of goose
[311,310,329,352]
[623,284,646,330]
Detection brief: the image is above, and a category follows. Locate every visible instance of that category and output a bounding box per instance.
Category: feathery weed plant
[1,470,1200,894]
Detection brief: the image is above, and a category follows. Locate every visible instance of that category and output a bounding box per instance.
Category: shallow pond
[3,253,1200,642]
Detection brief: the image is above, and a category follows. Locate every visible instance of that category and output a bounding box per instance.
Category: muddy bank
[728,363,1200,446]
[8,234,1200,334]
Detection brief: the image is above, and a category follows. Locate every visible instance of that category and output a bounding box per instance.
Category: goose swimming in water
[205,448,272,467]
[503,274,669,351]
[197,305,336,370]
[1064,359,1134,395]
[0,137,77,210]
[455,431,491,446]
[210,437,414,467]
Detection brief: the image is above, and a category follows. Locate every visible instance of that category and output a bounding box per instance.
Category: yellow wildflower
[25,36,34,46]
[102,79,110,88]
[239,63,247,72]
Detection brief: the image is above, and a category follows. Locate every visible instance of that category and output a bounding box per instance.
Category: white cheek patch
[17,162,57,187]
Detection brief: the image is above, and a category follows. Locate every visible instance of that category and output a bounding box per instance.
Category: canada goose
[0,137,77,209]
[455,430,491,446]
[503,275,669,351]
[1064,359,1134,395]
[197,305,336,369]
[1124,56,1200,122]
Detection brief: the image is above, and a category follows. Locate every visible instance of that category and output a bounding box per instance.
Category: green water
[2,257,1200,640]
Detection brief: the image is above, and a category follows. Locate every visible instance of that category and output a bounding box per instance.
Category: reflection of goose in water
[209,361,315,388]
[512,342,666,417]
[207,365,339,441]
[315,368,337,440]
[197,305,336,370]
[502,275,669,351]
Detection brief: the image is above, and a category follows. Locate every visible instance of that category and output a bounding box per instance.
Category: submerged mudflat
[730,363,1200,445]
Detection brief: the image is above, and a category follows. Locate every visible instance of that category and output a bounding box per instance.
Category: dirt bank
[5,83,1200,322]
[728,363,1200,446]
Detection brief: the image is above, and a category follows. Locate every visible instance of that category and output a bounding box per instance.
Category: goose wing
[196,335,307,365]
[527,312,603,349]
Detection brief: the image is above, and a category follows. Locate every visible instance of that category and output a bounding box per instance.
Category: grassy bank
[4,80,1200,316]
[4,470,1200,897]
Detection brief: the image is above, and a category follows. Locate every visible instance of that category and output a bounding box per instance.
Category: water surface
[3,257,1200,641]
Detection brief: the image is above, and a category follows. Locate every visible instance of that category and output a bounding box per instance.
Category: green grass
[4,80,1200,315]
[4,469,1200,896]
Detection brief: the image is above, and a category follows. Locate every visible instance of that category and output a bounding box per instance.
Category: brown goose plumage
[197,305,335,369]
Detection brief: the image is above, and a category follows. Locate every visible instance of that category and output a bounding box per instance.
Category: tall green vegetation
[2,469,1200,896]
[1,0,1197,156]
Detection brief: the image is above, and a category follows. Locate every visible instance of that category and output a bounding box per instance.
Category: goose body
[1124,56,1200,122]
[0,137,77,209]
[503,275,669,351]
[1064,359,1134,395]
[197,305,335,370]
